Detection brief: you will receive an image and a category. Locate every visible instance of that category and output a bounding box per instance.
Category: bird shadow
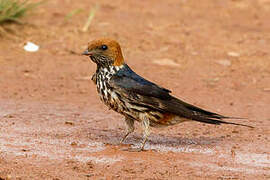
[87,128,224,150]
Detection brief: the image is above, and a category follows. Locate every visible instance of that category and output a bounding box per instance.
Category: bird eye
[101,45,108,50]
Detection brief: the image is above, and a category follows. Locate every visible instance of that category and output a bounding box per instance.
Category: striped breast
[96,65,127,114]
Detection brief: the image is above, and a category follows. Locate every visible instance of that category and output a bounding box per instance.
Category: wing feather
[109,65,252,128]
[110,65,171,100]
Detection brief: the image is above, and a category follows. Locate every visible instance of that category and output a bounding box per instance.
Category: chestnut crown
[83,38,124,67]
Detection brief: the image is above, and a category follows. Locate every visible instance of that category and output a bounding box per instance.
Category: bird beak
[82,49,92,56]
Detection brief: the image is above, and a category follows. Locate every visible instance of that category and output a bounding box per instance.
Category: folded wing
[109,65,252,128]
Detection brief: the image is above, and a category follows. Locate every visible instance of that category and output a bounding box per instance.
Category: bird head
[82,38,124,67]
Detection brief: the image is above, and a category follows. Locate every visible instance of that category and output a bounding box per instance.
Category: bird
[82,38,253,151]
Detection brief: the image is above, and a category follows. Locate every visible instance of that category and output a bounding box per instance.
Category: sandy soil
[0,0,269,179]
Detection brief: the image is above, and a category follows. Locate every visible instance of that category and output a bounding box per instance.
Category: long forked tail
[179,99,254,128]
[194,116,254,128]
[169,96,254,128]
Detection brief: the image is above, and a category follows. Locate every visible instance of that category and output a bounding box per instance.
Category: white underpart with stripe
[96,65,124,111]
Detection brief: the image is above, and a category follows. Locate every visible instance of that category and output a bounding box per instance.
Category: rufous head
[82,38,124,67]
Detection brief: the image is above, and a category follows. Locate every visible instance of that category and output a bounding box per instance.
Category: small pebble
[65,121,74,125]
[227,51,240,57]
[153,58,181,67]
[71,142,77,146]
[216,59,231,67]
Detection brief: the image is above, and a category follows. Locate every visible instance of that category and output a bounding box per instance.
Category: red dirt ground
[0,0,269,179]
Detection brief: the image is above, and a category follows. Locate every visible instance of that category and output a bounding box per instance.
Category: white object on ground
[24,42,39,52]
[227,51,240,57]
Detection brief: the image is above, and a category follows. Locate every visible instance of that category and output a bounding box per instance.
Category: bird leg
[140,118,151,151]
[120,117,135,143]
[121,117,150,152]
